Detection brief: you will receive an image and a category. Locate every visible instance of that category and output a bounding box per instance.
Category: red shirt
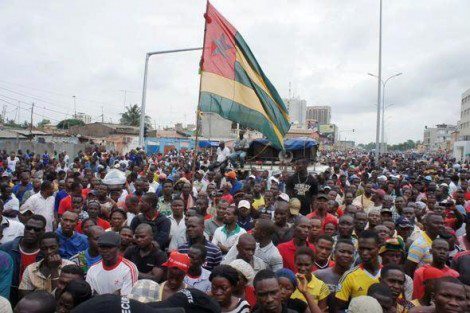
[19,248,40,280]
[58,195,72,215]
[412,264,459,299]
[277,239,316,272]
[245,286,257,308]
[76,218,111,233]
[306,211,339,230]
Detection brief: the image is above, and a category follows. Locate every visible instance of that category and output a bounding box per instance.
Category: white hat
[230,259,255,285]
[278,193,290,202]
[269,176,280,184]
[238,200,251,209]
[348,296,383,313]
[248,174,256,179]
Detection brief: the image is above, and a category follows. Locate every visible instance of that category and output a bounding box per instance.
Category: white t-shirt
[216,147,231,163]
[86,256,138,296]
[211,225,246,252]
[7,157,19,172]
[0,217,24,244]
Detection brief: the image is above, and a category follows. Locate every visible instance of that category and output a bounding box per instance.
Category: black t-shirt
[286,173,318,215]
[286,298,307,313]
[123,245,167,273]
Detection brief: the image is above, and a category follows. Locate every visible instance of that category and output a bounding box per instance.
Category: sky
[0,0,469,144]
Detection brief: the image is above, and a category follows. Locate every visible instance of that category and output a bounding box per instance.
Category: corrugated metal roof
[0,130,26,139]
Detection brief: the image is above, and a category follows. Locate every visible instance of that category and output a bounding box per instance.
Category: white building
[423,123,457,151]
[306,106,331,125]
[200,112,236,140]
[454,88,470,161]
[75,112,92,124]
[284,97,306,126]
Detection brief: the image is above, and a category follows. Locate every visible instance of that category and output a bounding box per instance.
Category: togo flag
[199,1,290,150]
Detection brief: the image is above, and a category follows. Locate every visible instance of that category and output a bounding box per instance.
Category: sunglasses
[25,225,43,232]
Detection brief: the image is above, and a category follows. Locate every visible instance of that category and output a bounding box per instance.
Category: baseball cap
[278,193,290,202]
[128,279,160,303]
[380,207,393,214]
[149,288,220,313]
[230,259,255,285]
[316,193,328,200]
[379,237,405,255]
[272,170,282,177]
[395,216,414,229]
[97,231,121,247]
[269,176,280,184]
[162,251,190,273]
[238,200,250,209]
[288,198,301,216]
[225,171,237,180]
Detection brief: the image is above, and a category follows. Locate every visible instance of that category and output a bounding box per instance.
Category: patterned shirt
[407,231,433,267]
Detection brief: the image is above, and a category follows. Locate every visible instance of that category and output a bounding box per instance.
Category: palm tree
[120,104,152,128]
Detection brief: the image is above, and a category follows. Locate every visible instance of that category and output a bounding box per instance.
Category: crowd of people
[0,146,469,313]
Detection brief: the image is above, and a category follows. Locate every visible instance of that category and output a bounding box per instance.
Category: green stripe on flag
[200,91,284,149]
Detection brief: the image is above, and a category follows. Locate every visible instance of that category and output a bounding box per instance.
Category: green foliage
[358,140,420,151]
[37,119,51,128]
[57,119,85,129]
[119,104,152,129]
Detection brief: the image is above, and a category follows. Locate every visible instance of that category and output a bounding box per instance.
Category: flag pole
[191,0,210,184]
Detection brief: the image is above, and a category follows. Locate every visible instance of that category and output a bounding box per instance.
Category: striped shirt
[226,298,250,313]
[407,231,433,267]
[178,239,222,271]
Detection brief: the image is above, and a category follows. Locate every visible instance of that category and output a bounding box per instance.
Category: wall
[0,139,113,157]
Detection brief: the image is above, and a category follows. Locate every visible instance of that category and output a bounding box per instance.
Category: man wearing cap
[0,199,24,244]
[237,200,254,231]
[395,216,415,244]
[225,171,243,196]
[412,238,459,300]
[379,237,413,300]
[160,251,190,300]
[212,205,246,255]
[86,231,138,296]
[306,193,338,231]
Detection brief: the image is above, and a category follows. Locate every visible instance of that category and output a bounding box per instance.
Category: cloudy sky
[0,0,469,144]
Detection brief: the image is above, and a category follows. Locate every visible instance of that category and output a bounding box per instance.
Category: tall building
[284,97,306,126]
[454,88,470,160]
[306,106,331,125]
[74,112,92,124]
[423,123,456,151]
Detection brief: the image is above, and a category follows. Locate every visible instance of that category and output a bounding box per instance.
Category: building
[74,112,92,124]
[306,106,331,125]
[200,112,237,140]
[284,97,306,126]
[454,88,470,161]
[423,123,457,151]
[68,122,139,138]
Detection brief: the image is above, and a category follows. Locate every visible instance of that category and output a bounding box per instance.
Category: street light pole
[369,72,402,153]
[374,0,383,164]
[139,47,203,147]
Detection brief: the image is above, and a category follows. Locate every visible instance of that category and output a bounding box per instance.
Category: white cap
[269,176,280,184]
[238,200,251,209]
[278,193,290,202]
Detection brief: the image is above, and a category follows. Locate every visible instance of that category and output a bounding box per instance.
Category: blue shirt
[56,228,88,259]
[54,190,68,213]
[229,180,243,195]
[12,183,33,202]
[0,251,13,299]
[85,249,102,267]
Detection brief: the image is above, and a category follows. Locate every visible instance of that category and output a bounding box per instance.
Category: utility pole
[30,102,34,138]
[17,101,21,124]
[73,95,76,118]
[374,0,383,164]
[101,106,104,123]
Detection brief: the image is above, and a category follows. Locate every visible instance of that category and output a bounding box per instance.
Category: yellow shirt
[335,265,381,301]
[291,274,330,303]
[252,196,265,210]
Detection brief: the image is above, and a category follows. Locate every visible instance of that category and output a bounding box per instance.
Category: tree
[56,119,85,130]
[37,119,51,128]
[120,104,152,129]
